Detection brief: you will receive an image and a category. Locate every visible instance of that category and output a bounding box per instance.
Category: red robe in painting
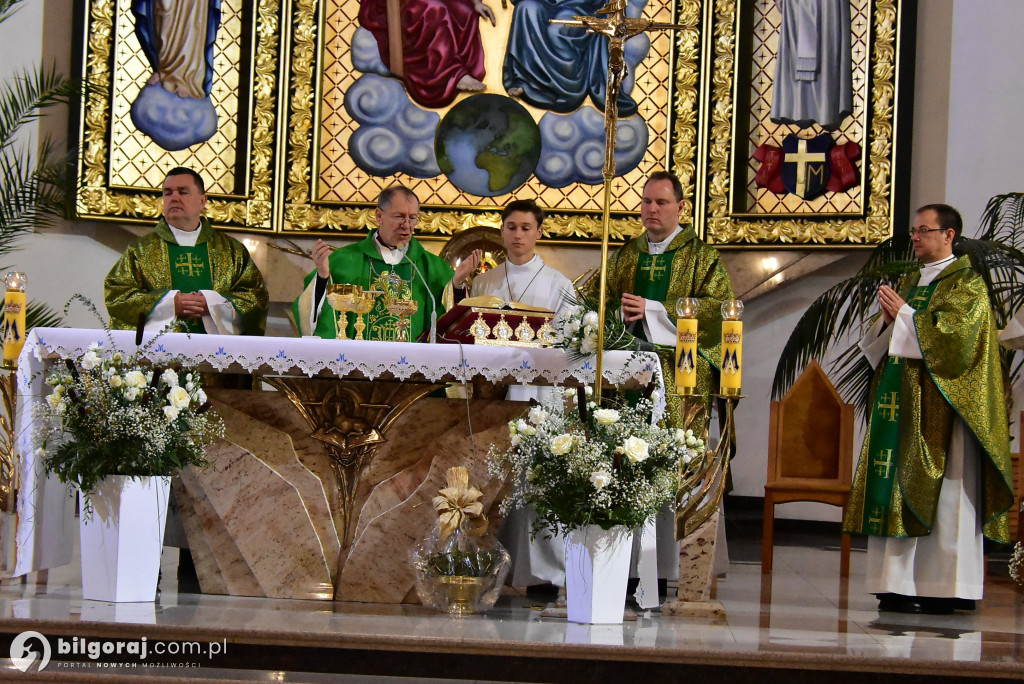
[359,0,486,109]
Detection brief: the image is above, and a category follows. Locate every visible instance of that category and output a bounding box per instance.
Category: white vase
[564,525,634,624]
[79,475,170,603]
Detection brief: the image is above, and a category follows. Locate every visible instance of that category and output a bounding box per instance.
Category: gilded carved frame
[280,0,704,243]
[74,0,283,232]
[697,0,916,246]
[71,1,913,246]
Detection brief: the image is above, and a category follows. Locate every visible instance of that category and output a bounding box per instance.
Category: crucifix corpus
[550,0,685,399]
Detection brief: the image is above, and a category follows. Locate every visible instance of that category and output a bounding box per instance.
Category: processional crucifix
[550,0,686,398]
[560,4,736,574]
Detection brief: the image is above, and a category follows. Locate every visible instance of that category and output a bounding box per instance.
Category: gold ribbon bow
[432,466,487,539]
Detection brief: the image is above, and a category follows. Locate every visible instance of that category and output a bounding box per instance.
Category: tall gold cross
[175,253,205,277]
[872,449,895,479]
[639,255,667,280]
[552,1,686,399]
[877,392,899,422]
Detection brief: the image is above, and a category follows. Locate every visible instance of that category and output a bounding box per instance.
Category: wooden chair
[762,360,854,577]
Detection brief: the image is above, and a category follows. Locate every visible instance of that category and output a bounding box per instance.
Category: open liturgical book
[423,295,557,347]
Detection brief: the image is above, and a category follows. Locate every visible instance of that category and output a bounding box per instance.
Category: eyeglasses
[385,214,418,226]
[907,227,946,237]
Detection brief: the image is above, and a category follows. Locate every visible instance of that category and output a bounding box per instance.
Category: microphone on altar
[402,254,438,344]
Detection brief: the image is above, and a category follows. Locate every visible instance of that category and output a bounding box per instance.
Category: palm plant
[772,195,1024,415]
[0,0,79,330]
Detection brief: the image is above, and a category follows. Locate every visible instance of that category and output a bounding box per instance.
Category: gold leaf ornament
[432,466,487,539]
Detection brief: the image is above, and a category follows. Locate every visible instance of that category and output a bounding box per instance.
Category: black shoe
[919,597,955,615]
[952,598,976,611]
[877,593,924,614]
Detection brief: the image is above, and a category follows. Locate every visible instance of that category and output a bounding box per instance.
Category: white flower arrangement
[35,336,223,503]
[1010,542,1024,588]
[488,391,706,535]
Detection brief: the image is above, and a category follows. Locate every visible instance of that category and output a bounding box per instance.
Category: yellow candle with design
[720,299,743,396]
[675,298,699,395]
[3,272,27,369]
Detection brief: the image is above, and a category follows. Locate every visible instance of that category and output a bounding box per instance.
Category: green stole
[632,249,677,341]
[859,283,937,534]
[167,242,213,334]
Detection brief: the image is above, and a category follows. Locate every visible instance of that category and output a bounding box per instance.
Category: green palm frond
[25,300,63,330]
[774,195,1024,417]
[771,237,915,403]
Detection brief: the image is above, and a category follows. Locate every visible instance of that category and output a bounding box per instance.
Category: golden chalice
[326,284,363,340]
[386,297,418,342]
[350,291,375,341]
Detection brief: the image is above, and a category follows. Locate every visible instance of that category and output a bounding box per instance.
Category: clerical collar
[374,230,408,265]
[167,223,201,247]
[647,226,683,254]
[504,254,541,272]
[923,254,955,269]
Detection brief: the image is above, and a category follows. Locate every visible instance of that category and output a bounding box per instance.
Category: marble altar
[13,329,662,603]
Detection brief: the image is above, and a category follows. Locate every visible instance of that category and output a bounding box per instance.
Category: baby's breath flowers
[35,344,222,505]
[489,391,706,535]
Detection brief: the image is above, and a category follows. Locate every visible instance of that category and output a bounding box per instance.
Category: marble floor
[0,540,1021,682]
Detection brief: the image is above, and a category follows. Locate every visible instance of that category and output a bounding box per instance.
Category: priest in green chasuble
[587,171,735,580]
[591,171,735,428]
[842,204,1014,614]
[104,167,269,335]
[293,186,480,341]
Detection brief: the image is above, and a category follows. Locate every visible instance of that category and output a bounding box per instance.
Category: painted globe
[436,94,541,197]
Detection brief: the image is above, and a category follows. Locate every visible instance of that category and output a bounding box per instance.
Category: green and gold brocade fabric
[103,218,269,335]
[843,257,1014,543]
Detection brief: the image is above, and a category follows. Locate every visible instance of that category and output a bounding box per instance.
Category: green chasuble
[104,218,269,335]
[842,257,1014,544]
[585,226,735,431]
[292,232,454,340]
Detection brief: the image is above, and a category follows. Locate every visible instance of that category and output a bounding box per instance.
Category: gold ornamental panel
[283,0,702,242]
[75,0,283,230]
[700,0,914,246]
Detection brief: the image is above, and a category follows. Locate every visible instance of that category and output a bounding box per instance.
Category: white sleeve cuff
[888,304,923,359]
[200,290,242,335]
[641,299,677,346]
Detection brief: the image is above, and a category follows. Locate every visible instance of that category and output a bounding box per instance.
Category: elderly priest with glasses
[293,186,480,341]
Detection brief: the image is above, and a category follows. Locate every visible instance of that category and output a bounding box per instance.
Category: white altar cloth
[13,328,664,576]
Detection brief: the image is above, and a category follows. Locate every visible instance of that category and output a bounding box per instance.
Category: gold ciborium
[326,284,362,340]
[386,297,418,342]
[350,291,375,341]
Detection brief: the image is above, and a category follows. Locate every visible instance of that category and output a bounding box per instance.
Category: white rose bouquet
[488,390,706,535]
[556,290,665,362]
[35,337,222,505]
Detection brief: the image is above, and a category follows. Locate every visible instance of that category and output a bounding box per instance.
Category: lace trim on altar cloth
[22,329,662,391]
